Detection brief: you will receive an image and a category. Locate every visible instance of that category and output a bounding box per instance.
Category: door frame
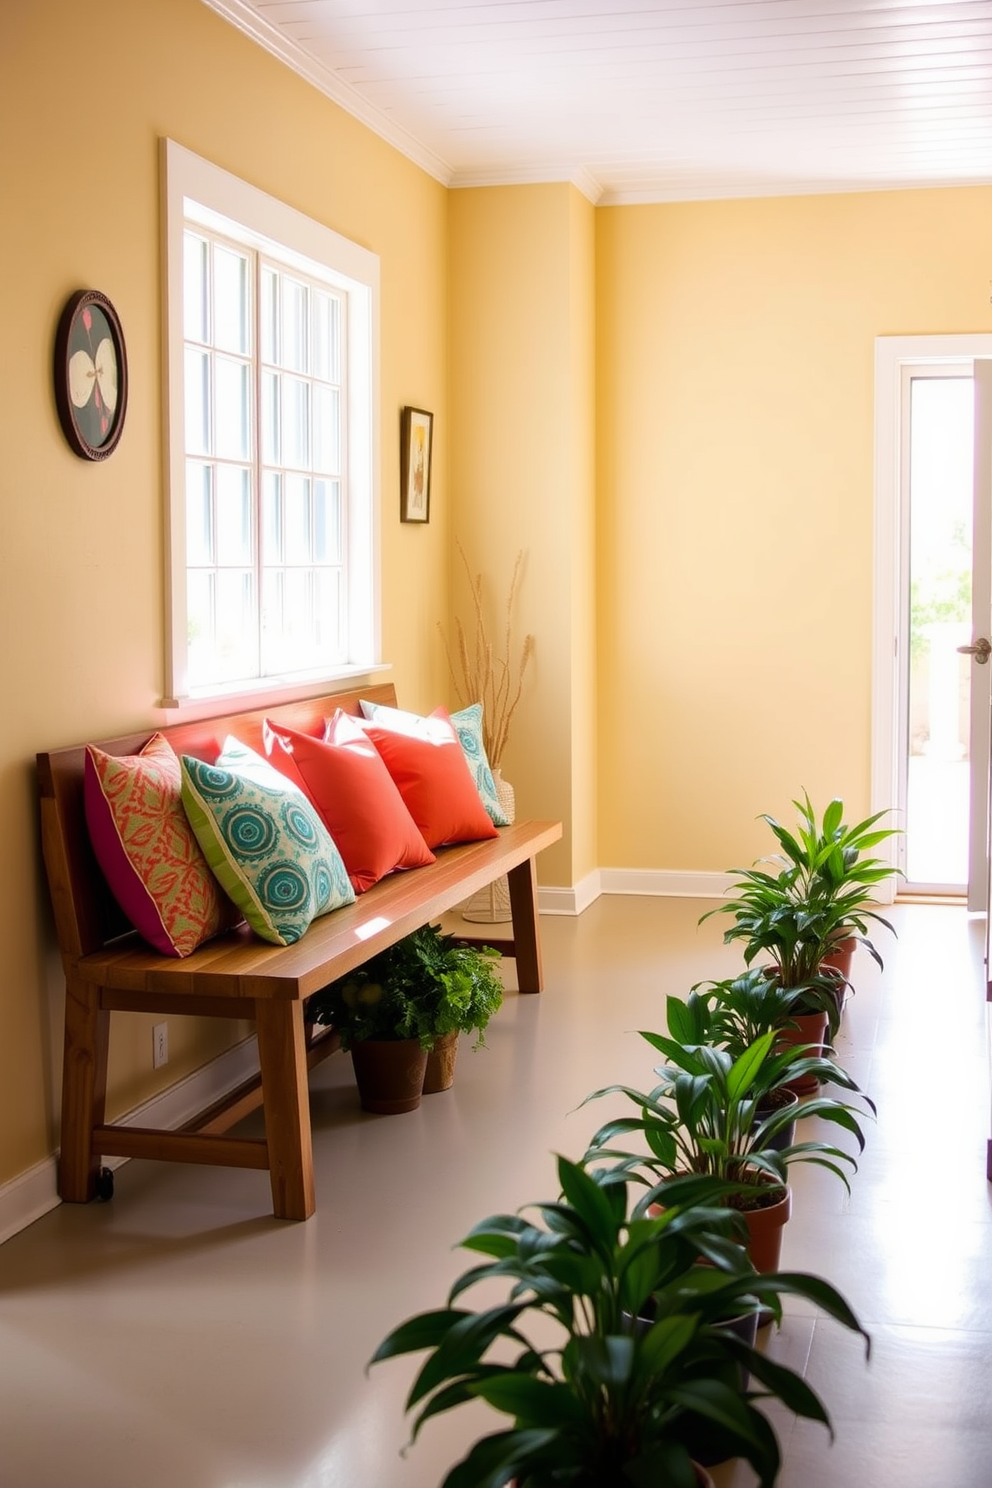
[873,334,992,899]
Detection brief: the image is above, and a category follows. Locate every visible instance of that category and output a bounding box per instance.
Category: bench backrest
[37,682,398,964]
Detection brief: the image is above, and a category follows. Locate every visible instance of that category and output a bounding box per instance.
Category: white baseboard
[600,869,734,899]
[540,869,733,911]
[538,870,602,916]
[0,1035,261,1248]
[0,1158,61,1247]
[117,1033,261,1138]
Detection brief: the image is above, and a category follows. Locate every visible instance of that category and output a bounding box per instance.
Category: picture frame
[400,406,433,522]
[53,289,128,461]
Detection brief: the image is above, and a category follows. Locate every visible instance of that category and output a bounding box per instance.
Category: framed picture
[53,289,128,460]
[400,406,433,522]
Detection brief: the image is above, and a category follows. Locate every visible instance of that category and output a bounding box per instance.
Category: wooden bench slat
[93,1127,271,1169]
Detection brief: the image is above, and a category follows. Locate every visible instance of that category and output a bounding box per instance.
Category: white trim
[198,0,453,187]
[600,869,735,900]
[451,164,604,205]
[160,138,381,708]
[873,335,992,882]
[540,870,736,908]
[116,1035,262,1139]
[0,1158,61,1247]
[538,871,602,916]
[0,1036,264,1247]
[159,662,392,719]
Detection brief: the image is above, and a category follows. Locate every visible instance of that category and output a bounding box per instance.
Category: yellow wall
[447,185,598,887]
[596,188,992,872]
[1,0,448,1183]
[4,0,992,1202]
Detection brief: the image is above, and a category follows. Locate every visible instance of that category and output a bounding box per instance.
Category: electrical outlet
[152,1022,169,1070]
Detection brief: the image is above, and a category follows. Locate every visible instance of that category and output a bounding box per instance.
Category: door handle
[957,637,992,664]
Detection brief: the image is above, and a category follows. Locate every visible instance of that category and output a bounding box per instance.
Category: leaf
[407,1304,530,1407]
[666,1377,761,1441]
[759,1271,870,1345]
[822,798,844,837]
[472,1375,587,1428]
[726,1028,776,1102]
[744,1348,834,1429]
[635,1312,698,1374]
[369,1307,475,1367]
[442,1428,559,1488]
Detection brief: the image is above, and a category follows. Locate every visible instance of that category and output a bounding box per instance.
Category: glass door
[903,372,974,891]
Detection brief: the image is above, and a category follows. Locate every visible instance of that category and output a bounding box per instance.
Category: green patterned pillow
[450,703,509,827]
[180,736,354,946]
[359,699,509,827]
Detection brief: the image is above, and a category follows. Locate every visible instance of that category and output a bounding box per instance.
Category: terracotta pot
[821,939,854,1021]
[776,1008,829,1094]
[822,934,856,981]
[650,1184,791,1278]
[738,1183,792,1274]
[350,1038,427,1114]
[423,1030,459,1093]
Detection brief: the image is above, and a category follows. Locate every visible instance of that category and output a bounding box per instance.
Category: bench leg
[507,857,544,993]
[59,973,110,1203]
[255,1001,316,1221]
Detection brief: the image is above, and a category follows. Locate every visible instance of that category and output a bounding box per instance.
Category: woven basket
[462,771,515,923]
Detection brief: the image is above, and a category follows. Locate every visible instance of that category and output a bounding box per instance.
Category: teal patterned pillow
[180,737,354,946]
[449,703,509,827]
[359,699,509,827]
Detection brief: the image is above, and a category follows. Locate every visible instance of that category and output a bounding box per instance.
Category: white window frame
[872,333,992,892]
[160,138,382,709]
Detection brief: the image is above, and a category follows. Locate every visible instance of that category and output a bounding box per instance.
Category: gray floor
[0,896,989,1487]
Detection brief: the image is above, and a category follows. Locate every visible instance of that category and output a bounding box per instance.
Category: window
[161,140,380,706]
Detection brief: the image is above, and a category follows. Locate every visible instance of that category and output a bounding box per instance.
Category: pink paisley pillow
[84,733,235,957]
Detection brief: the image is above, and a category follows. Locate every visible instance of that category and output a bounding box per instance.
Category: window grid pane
[258,255,346,678]
[184,227,348,688]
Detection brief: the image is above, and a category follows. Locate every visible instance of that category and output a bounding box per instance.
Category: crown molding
[199,0,454,186]
[450,163,604,205]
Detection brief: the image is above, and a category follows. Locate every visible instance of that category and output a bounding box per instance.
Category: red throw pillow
[264,713,435,892]
[362,709,500,849]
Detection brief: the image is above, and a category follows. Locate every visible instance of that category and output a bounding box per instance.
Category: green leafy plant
[673,973,870,1101]
[309,923,503,1051]
[701,796,900,1006]
[582,1028,873,1210]
[762,794,901,960]
[371,1156,869,1488]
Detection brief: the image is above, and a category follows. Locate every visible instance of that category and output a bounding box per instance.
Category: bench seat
[38,683,562,1220]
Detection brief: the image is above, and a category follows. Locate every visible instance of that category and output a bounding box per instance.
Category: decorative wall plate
[54,289,128,460]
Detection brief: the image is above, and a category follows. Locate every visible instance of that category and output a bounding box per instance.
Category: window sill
[159,663,392,721]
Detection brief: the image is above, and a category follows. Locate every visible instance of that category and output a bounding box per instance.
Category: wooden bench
[37,683,562,1221]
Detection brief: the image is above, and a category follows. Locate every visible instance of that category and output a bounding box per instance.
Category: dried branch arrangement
[439,543,535,771]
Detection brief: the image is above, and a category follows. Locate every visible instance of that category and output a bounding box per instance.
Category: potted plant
[370,1156,870,1488]
[667,974,875,1147]
[702,795,900,1028]
[582,1027,873,1273]
[309,923,503,1111]
[760,793,901,992]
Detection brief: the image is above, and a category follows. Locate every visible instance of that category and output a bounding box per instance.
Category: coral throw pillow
[84,733,235,957]
[180,737,355,946]
[361,709,500,849]
[265,713,435,893]
[360,698,509,827]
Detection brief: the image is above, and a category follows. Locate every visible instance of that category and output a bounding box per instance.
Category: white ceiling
[203,0,992,203]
